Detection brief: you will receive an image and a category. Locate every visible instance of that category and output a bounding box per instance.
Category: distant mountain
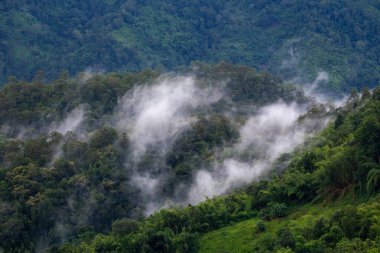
[1,0,379,91]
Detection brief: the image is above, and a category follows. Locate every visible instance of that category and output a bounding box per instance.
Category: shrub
[259,202,288,220]
[256,219,266,232]
[112,219,139,236]
[277,227,296,248]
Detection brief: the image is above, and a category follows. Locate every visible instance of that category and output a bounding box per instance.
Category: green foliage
[112,219,139,237]
[1,64,380,252]
[277,227,296,248]
[199,198,380,253]
[60,84,380,253]
[1,1,379,91]
[1,64,306,252]
[89,126,118,149]
[255,220,266,233]
[259,202,288,221]
[167,113,238,185]
[0,70,158,126]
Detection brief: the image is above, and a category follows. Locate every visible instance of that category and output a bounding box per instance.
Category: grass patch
[198,197,367,253]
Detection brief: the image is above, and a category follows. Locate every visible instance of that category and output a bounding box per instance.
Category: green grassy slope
[199,197,364,253]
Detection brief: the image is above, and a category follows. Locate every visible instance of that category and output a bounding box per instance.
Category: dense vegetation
[0,62,379,252]
[199,198,380,253]
[1,0,380,91]
[2,1,380,252]
[0,63,309,252]
[55,85,380,252]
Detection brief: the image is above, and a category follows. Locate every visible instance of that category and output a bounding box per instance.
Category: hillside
[0,63,317,252]
[199,197,380,253]
[1,1,380,252]
[0,62,379,252]
[57,82,380,253]
[1,1,380,91]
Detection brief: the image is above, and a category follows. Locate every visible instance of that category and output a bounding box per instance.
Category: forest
[0,63,379,252]
[1,0,380,92]
[59,83,380,253]
[1,1,380,253]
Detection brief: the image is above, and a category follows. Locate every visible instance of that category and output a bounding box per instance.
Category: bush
[259,202,288,220]
[277,227,296,248]
[255,232,278,252]
[256,220,266,232]
[112,219,139,236]
[89,126,118,149]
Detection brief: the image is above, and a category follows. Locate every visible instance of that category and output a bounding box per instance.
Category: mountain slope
[199,197,380,253]
[1,1,380,91]
[55,84,380,253]
[0,64,315,252]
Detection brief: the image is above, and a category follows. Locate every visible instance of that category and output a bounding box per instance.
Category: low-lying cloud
[186,101,328,205]
[114,76,223,213]
[115,76,222,158]
[0,72,337,216]
[236,102,305,159]
[112,76,336,213]
[50,106,85,135]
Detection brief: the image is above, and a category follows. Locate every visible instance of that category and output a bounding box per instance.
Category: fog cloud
[305,71,329,95]
[114,76,223,213]
[77,67,105,84]
[115,76,222,158]
[114,76,335,212]
[50,107,85,135]
[186,101,328,204]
